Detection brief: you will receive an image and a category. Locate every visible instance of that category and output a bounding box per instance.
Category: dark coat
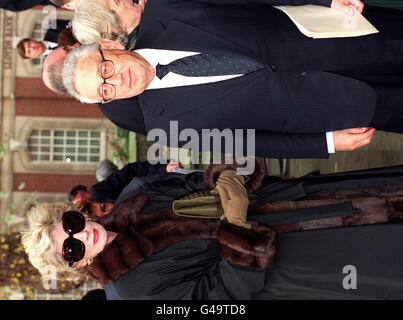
[94,164,403,299]
[90,161,167,204]
[0,0,52,11]
[43,19,69,44]
[98,2,403,158]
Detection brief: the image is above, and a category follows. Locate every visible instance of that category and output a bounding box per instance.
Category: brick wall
[13,173,97,193]
[16,77,62,99]
[15,78,104,118]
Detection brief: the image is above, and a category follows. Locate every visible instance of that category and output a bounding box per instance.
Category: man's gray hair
[48,64,70,96]
[62,42,102,104]
[96,159,118,182]
[72,0,128,46]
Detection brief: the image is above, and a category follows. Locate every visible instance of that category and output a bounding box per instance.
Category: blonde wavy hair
[71,0,128,45]
[21,202,89,282]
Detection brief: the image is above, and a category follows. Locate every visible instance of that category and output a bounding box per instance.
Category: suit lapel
[137,17,266,67]
[138,68,268,130]
[136,1,270,130]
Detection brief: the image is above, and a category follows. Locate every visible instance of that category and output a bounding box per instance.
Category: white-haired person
[21,161,403,299]
[71,0,145,49]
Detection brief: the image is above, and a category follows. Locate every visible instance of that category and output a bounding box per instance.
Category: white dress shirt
[42,40,57,57]
[135,48,335,153]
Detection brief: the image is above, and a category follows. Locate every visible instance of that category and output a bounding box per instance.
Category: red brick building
[0,7,115,232]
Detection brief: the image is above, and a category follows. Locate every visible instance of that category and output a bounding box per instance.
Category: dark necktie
[155,53,263,79]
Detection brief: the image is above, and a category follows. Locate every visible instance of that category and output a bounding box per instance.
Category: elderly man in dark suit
[63,0,403,159]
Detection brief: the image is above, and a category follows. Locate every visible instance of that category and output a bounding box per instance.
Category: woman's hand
[166,160,183,172]
[211,170,252,229]
[331,0,364,16]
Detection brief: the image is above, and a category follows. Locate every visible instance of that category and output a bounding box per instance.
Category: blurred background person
[95,159,118,182]
[42,43,79,95]
[71,0,144,49]
[68,160,181,205]
[17,38,55,60]
[68,185,90,204]
[17,19,69,59]
[75,198,114,217]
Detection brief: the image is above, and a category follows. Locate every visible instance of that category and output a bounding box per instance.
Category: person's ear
[72,259,87,270]
[61,2,77,10]
[100,39,125,50]
[101,99,114,104]
[65,42,80,52]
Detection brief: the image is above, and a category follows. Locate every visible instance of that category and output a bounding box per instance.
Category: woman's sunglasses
[62,211,86,267]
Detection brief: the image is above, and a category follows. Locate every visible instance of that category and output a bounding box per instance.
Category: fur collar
[204,158,265,193]
[89,193,277,284]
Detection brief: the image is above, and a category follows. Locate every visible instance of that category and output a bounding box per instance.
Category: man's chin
[127,89,146,99]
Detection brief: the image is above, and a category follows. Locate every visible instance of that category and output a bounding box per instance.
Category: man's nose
[107,73,123,86]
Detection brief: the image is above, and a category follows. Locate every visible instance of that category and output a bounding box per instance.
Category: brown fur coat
[89,194,277,284]
[88,160,403,284]
[251,184,403,232]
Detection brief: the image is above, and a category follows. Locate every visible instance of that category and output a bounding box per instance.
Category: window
[28,129,104,163]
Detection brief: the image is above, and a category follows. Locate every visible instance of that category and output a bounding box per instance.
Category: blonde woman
[21,162,403,299]
[21,202,91,281]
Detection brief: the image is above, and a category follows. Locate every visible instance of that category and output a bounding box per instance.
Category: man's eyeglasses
[99,48,116,103]
[62,211,86,267]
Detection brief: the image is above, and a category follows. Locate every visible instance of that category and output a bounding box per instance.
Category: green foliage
[115,128,130,139]
[0,191,9,199]
[9,202,16,210]
[0,142,8,161]
[109,127,130,163]
[0,233,84,298]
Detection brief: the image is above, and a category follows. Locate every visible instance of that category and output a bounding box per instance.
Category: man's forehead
[74,51,103,101]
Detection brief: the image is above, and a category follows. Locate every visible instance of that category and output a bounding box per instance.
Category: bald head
[42,44,79,95]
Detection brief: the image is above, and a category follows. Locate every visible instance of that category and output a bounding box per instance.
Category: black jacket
[109,165,403,299]
[98,1,402,158]
[43,19,69,43]
[90,161,167,203]
[0,0,52,11]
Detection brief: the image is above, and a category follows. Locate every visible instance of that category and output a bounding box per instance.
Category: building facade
[0,6,115,234]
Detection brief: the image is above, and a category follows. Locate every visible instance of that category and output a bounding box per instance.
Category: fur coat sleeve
[90,193,277,284]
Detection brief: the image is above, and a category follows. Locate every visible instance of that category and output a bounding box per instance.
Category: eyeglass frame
[99,48,116,103]
[62,211,86,267]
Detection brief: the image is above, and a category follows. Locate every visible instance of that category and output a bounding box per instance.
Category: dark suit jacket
[43,19,69,44]
[0,0,52,11]
[99,0,394,159]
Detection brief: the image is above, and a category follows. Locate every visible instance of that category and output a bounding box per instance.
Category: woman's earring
[86,258,93,266]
